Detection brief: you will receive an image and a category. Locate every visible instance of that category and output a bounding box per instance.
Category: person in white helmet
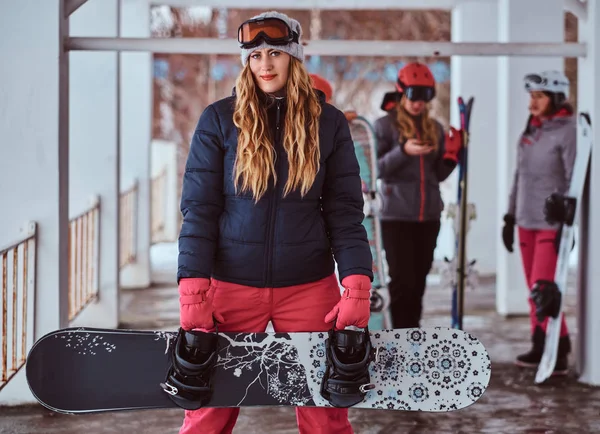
[501,70,575,375]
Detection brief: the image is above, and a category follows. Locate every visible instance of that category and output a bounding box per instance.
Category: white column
[496,0,565,316]
[120,0,153,289]
[0,0,69,404]
[449,1,499,277]
[151,139,180,242]
[576,1,600,386]
[68,0,120,328]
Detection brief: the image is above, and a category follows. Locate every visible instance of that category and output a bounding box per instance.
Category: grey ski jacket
[373,110,457,222]
[507,108,577,230]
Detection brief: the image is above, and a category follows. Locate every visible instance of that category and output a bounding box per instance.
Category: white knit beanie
[240,11,304,66]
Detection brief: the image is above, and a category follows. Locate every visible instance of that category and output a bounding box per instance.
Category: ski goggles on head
[524,74,548,90]
[237,17,299,49]
[402,86,435,102]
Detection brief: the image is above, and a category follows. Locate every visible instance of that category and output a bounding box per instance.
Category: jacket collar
[230,86,327,106]
[529,106,573,128]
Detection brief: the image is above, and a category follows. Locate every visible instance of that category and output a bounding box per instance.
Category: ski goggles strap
[237,17,299,49]
[403,86,435,102]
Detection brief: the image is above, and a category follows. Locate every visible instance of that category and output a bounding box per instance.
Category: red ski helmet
[309,73,333,103]
[396,62,436,102]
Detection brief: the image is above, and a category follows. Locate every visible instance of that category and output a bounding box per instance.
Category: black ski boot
[320,328,376,408]
[160,328,219,410]
[552,335,571,376]
[515,327,545,368]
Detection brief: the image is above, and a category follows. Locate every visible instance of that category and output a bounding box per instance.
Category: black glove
[502,214,515,253]
[544,192,567,225]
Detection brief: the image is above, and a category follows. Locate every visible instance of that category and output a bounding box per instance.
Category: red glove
[443,126,463,163]
[324,275,371,329]
[179,278,224,331]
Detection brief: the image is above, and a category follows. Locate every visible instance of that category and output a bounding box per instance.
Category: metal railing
[119,181,138,269]
[0,222,37,392]
[68,198,100,322]
[151,168,167,245]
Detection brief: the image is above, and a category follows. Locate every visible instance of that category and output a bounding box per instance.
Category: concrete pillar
[576,1,600,386]
[496,0,565,316]
[450,1,499,277]
[120,0,153,289]
[0,0,69,404]
[68,0,120,329]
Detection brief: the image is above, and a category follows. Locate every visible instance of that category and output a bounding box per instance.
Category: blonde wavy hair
[232,57,322,202]
[395,95,439,151]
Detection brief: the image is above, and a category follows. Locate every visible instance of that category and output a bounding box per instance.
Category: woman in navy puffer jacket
[176,11,373,434]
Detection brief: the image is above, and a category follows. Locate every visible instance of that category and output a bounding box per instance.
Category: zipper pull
[276,100,281,130]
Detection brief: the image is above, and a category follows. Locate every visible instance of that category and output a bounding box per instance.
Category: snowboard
[346,111,391,330]
[446,96,475,330]
[534,112,593,384]
[26,326,491,414]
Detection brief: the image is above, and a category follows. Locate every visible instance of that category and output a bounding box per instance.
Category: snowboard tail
[26,326,491,414]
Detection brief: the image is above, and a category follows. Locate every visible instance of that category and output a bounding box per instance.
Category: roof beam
[147,0,464,10]
[65,37,587,57]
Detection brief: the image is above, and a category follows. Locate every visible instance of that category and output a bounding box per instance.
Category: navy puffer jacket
[177,90,373,287]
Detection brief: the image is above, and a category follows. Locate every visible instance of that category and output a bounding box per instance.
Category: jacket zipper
[264,98,283,287]
[416,130,426,221]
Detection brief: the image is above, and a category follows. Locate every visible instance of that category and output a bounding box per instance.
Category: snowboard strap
[160,327,219,410]
[320,327,376,408]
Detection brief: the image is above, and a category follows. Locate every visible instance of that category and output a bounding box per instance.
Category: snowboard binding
[320,327,376,408]
[160,327,219,410]
[530,280,562,322]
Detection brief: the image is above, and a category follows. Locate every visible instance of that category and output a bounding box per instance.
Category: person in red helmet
[309,73,333,103]
[373,62,462,329]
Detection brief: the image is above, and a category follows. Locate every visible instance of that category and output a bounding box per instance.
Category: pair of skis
[445,96,476,331]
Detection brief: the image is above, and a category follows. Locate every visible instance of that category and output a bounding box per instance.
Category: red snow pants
[179,273,354,434]
[517,227,569,337]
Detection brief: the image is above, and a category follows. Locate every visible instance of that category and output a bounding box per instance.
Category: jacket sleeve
[560,118,577,186]
[375,116,412,178]
[177,105,225,283]
[507,169,519,216]
[321,111,374,283]
[434,123,457,182]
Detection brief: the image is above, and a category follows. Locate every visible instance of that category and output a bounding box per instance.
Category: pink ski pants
[518,227,568,337]
[179,273,354,434]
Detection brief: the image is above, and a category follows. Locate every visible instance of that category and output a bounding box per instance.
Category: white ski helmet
[523,70,569,98]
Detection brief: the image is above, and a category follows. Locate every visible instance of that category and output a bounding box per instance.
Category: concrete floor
[1,272,598,433]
